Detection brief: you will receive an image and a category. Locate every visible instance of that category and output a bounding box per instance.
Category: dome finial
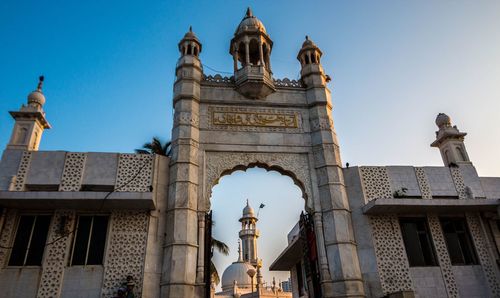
[189,25,192,32]
[305,35,309,41]
[37,75,44,92]
[246,7,253,17]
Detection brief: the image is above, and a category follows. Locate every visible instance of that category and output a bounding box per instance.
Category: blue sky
[1,0,500,288]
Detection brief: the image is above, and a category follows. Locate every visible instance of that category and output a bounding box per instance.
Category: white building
[0,7,499,298]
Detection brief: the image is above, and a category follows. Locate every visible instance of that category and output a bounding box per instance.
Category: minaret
[162,27,203,296]
[229,7,275,99]
[7,76,51,150]
[239,200,259,267]
[431,113,471,165]
[297,36,366,296]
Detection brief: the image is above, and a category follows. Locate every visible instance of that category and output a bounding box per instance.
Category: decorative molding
[450,167,467,199]
[273,78,304,88]
[59,153,86,191]
[101,211,149,298]
[370,215,413,294]
[414,168,432,199]
[466,213,500,297]
[115,154,153,192]
[174,111,200,127]
[0,209,18,268]
[201,74,233,86]
[37,210,76,298]
[204,151,313,211]
[207,106,302,133]
[309,117,333,132]
[13,151,32,191]
[360,167,393,202]
[427,214,458,297]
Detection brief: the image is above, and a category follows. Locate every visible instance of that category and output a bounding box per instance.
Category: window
[440,218,478,265]
[70,215,109,265]
[400,218,438,266]
[9,215,51,266]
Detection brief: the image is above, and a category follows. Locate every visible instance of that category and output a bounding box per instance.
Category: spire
[37,75,44,92]
[246,7,253,18]
[237,240,243,262]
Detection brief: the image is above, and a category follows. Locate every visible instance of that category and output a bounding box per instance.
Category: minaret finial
[305,35,309,41]
[246,7,253,17]
[246,198,249,206]
[189,25,192,32]
[37,75,44,92]
[237,240,243,262]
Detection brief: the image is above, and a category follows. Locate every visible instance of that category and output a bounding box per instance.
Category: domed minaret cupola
[298,36,328,88]
[230,7,275,99]
[431,113,471,166]
[238,199,260,268]
[178,26,202,58]
[7,76,51,150]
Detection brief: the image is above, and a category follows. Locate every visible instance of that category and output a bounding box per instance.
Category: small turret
[431,113,470,165]
[239,199,260,267]
[298,36,328,88]
[7,76,51,150]
[230,7,275,99]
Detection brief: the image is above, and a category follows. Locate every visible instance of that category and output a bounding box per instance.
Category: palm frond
[212,237,229,256]
[211,261,221,285]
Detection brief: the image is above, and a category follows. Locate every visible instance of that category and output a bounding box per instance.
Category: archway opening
[210,166,305,295]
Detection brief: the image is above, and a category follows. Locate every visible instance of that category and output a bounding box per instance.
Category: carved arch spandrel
[203,151,314,212]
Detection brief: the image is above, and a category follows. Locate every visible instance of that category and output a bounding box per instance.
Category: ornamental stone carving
[204,151,313,211]
[202,74,233,86]
[174,111,200,127]
[273,78,303,88]
[37,210,76,298]
[466,213,500,297]
[101,211,149,298]
[370,215,413,294]
[208,106,302,133]
[115,154,153,192]
[414,167,432,199]
[59,153,86,191]
[0,209,17,268]
[360,167,393,202]
[450,167,468,199]
[13,151,32,191]
[427,214,458,297]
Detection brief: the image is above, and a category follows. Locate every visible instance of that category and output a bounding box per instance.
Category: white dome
[235,8,266,35]
[221,261,256,291]
[436,113,451,128]
[27,90,45,107]
[243,203,255,217]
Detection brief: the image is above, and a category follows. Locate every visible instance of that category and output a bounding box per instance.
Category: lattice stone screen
[115,154,153,192]
[370,215,413,294]
[360,167,393,202]
[101,211,149,297]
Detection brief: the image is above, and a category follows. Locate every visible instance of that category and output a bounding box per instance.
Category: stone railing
[273,78,303,88]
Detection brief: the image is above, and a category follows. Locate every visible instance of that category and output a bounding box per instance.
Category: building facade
[0,7,499,298]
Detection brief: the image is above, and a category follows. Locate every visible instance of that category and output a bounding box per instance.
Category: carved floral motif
[204,151,313,211]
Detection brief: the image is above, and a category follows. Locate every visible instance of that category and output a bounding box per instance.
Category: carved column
[161,52,202,297]
[244,41,250,65]
[305,63,365,296]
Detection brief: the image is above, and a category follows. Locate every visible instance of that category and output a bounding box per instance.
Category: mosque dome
[27,90,45,107]
[235,7,267,35]
[436,113,451,128]
[301,35,317,48]
[221,261,256,291]
[242,200,255,217]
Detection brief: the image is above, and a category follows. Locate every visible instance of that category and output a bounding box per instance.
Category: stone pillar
[304,62,365,297]
[161,52,202,297]
[244,41,250,66]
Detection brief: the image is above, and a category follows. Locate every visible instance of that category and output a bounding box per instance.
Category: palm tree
[135,137,172,156]
[211,236,229,286]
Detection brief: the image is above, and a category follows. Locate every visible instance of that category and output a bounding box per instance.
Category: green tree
[135,137,172,156]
